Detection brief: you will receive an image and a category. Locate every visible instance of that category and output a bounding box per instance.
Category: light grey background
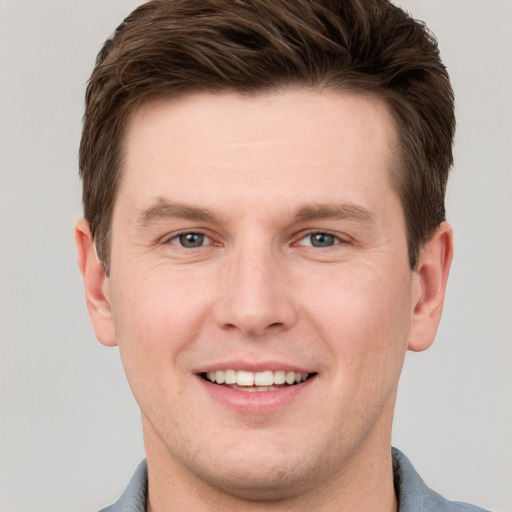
[0,1,510,511]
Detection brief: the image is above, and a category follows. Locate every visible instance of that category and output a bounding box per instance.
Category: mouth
[200,369,316,392]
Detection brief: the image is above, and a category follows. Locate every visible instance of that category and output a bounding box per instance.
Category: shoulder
[392,448,492,512]
[98,459,148,512]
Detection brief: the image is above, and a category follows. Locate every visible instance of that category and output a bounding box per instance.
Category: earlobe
[75,219,117,347]
[408,222,453,352]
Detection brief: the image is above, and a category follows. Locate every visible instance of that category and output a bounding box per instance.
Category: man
[75,1,490,510]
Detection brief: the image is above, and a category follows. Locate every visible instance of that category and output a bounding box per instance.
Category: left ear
[408,221,453,352]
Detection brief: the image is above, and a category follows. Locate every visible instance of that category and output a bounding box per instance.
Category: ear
[408,221,453,352]
[75,219,117,347]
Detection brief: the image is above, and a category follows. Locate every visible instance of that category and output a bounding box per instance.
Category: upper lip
[194,360,314,374]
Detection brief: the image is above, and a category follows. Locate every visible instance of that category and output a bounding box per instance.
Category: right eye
[168,232,213,248]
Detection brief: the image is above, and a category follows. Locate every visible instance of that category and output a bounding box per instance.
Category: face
[81,89,441,501]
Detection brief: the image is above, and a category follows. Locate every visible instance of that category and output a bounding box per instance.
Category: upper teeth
[206,370,309,386]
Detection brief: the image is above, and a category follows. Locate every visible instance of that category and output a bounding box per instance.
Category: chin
[192,459,317,502]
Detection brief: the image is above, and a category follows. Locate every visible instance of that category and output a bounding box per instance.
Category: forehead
[119,88,399,218]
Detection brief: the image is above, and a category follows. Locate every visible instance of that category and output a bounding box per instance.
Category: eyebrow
[136,198,376,227]
[136,198,217,226]
[294,203,376,224]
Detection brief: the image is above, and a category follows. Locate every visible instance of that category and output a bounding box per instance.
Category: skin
[76,89,453,511]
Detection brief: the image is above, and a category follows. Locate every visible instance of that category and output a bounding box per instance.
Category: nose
[213,242,297,337]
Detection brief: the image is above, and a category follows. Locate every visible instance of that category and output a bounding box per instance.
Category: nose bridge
[215,233,296,336]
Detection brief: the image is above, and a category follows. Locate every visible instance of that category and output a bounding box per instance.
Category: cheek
[299,262,412,379]
[108,269,216,380]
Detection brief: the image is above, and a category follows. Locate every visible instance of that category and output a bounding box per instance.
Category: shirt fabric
[99,447,491,511]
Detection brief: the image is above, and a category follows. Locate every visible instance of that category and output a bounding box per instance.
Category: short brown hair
[79,0,455,273]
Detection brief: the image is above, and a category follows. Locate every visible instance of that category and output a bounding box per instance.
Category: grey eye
[309,233,336,247]
[177,233,206,248]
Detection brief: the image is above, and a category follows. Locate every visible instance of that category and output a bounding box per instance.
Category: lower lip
[197,375,316,413]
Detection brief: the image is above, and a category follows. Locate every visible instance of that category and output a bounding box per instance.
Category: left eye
[170,232,212,248]
[299,232,339,248]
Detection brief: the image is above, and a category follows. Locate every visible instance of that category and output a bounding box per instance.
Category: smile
[202,369,314,392]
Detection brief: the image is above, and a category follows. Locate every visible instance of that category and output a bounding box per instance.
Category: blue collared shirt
[99,448,491,511]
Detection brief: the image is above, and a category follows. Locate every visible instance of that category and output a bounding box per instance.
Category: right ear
[75,219,117,346]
